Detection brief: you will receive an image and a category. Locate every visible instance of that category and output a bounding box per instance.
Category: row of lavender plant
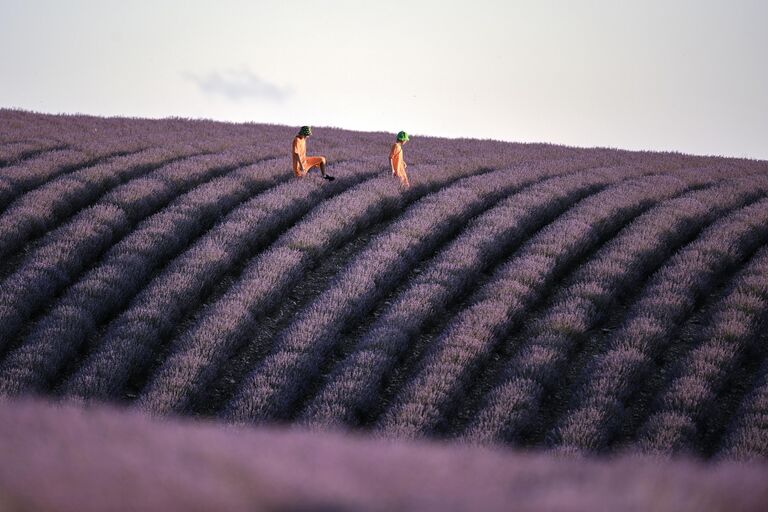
[0,148,272,356]
[0,157,299,395]
[0,149,107,211]
[719,357,768,459]
[56,158,401,401]
[0,145,207,263]
[0,136,53,148]
[459,175,768,445]
[219,159,659,425]
[0,132,182,207]
[0,139,68,167]
[550,196,768,455]
[375,167,729,440]
[298,161,672,429]
[634,244,768,455]
[133,152,613,417]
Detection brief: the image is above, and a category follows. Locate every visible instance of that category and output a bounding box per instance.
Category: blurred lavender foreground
[1,109,768,509]
[1,398,767,512]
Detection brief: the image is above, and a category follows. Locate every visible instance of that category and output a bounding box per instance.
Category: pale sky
[1,0,766,159]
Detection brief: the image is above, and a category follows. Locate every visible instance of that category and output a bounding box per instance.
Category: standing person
[389,131,410,188]
[292,126,334,180]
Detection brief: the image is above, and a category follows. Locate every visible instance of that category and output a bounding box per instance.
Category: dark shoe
[323,175,336,181]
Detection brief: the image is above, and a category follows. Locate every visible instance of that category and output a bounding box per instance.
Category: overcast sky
[1,0,766,159]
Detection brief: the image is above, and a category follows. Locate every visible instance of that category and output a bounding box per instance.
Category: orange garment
[389,142,409,187]
[292,136,325,177]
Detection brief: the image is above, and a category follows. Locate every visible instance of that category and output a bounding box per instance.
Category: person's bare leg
[321,157,334,181]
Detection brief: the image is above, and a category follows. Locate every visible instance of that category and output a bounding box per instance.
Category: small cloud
[183,69,292,102]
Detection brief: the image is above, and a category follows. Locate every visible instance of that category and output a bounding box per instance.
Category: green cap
[397,131,410,142]
[299,126,312,136]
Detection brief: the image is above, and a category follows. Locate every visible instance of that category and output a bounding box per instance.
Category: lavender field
[2,108,768,508]
[2,109,768,459]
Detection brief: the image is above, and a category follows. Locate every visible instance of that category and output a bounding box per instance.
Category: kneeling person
[292,126,334,180]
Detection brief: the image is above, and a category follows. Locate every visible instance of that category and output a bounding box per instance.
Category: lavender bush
[3,398,768,512]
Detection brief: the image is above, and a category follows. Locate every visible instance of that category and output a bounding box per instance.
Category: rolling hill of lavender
[2,108,768,510]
